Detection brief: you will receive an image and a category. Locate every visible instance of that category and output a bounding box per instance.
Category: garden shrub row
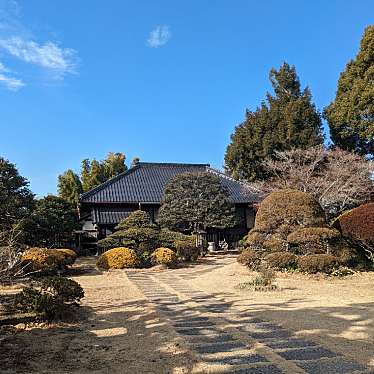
[96,210,199,270]
[96,246,180,270]
[243,190,368,268]
[238,249,341,274]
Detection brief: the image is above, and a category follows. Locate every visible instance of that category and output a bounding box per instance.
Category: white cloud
[0,60,24,90]
[0,37,77,77]
[147,25,171,48]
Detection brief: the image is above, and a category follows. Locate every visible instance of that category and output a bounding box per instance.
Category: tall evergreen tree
[225,63,323,181]
[0,157,34,231]
[57,169,83,206]
[324,25,374,156]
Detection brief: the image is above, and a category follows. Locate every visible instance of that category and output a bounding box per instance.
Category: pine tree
[225,63,323,181]
[158,172,238,232]
[324,25,374,156]
[57,169,83,206]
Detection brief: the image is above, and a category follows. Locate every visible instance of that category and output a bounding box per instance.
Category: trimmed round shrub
[55,249,77,266]
[265,252,297,270]
[96,247,140,270]
[297,254,340,274]
[21,248,67,275]
[334,203,374,244]
[237,249,262,270]
[175,240,199,262]
[151,247,178,267]
[255,190,326,235]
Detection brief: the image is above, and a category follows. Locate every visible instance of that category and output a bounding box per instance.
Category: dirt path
[1,256,374,373]
[127,257,373,374]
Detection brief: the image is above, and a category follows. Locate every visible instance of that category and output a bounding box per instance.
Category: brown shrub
[55,249,77,266]
[151,247,178,267]
[263,235,288,252]
[96,247,140,270]
[246,230,266,249]
[297,254,340,274]
[175,240,199,262]
[265,252,297,270]
[21,248,67,274]
[237,249,263,270]
[255,190,326,235]
[287,227,340,244]
[335,203,374,244]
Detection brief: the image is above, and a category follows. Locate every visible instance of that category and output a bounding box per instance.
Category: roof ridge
[137,162,210,167]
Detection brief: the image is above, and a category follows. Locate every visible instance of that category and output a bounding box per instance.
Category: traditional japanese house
[79,162,261,247]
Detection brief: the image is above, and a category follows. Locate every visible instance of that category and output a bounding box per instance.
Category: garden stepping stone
[277,346,338,361]
[227,365,285,374]
[192,341,247,354]
[266,338,318,350]
[296,358,367,374]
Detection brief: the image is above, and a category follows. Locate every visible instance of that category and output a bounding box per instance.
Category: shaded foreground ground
[0,255,373,373]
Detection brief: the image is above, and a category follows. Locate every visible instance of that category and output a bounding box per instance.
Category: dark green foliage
[13,276,84,319]
[265,252,298,270]
[25,195,79,248]
[175,239,199,261]
[57,170,82,206]
[225,63,323,181]
[115,210,154,230]
[324,26,374,156]
[297,254,340,274]
[0,157,34,233]
[158,172,238,232]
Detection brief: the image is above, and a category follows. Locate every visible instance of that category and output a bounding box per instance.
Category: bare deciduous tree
[255,146,374,217]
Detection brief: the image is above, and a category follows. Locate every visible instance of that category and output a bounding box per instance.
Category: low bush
[246,230,266,249]
[265,252,297,270]
[21,248,67,275]
[175,240,199,262]
[96,247,140,270]
[55,249,77,266]
[13,276,84,319]
[236,267,277,291]
[151,247,178,268]
[237,249,262,270]
[297,254,340,274]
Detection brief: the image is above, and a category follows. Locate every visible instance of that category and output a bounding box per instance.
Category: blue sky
[0,0,373,197]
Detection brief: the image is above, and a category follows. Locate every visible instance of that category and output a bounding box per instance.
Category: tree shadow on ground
[0,299,197,374]
[210,291,374,369]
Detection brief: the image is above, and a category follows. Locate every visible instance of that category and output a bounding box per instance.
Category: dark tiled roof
[81,162,260,205]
